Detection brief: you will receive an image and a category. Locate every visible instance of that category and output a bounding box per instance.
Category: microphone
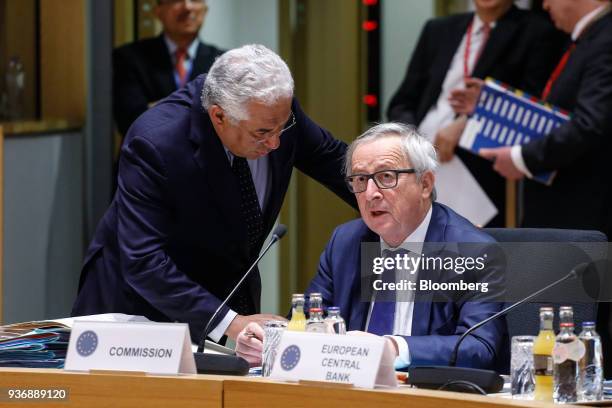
[407,261,598,394]
[193,224,287,375]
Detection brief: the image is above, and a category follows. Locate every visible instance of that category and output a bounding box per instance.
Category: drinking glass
[262,320,287,377]
[511,335,536,399]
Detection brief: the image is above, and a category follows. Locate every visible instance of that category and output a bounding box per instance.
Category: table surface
[0,367,590,408]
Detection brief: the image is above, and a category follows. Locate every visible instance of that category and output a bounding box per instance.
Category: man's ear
[421,171,435,199]
[208,105,226,127]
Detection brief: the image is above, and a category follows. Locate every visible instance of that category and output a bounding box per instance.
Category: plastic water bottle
[5,56,25,120]
[553,306,585,404]
[324,306,346,334]
[577,322,603,401]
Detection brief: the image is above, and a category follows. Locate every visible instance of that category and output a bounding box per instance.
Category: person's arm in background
[387,20,434,124]
[481,30,612,178]
[292,99,357,209]
[522,43,612,174]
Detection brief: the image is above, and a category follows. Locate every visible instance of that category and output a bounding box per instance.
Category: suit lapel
[411,203,447,336]
[473,6,520,78]
[422,14,472,114]
[188,85,245,240]
[350,227,379,331]
[438,14,472,75]
[153,35,178,96]
[190,42,212,81]
[260,137,293,235]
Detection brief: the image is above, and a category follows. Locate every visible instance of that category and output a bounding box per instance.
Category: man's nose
[262,133,281,150]
[364,178,382,199]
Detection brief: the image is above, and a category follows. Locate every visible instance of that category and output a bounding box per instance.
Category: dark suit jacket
[522,12,612,237]
[113,35,224,136]
[72,75,356,341]
[305,203,507,369]
[387,7,564,226]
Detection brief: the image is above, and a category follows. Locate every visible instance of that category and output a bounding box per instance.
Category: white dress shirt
[510,3,609,177]
[365,206,433,368]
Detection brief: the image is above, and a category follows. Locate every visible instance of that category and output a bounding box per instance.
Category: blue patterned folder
[459,78,570,185]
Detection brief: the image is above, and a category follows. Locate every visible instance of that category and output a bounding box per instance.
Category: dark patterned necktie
[231,156,265,256]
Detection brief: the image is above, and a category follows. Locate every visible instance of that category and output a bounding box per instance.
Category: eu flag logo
[76,330,98,357]
[280,345,300,371]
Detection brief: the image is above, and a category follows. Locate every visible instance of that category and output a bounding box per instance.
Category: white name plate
[270,332,394,389]
[65,321,196,375]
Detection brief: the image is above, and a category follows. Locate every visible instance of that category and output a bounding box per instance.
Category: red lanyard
[464,20,491,78]
[541,43,576,101]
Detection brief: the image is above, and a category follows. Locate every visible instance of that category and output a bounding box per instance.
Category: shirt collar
[572,3,608,41]
[380,205,433,255]
[163,34,199,60]
[472,13,497,34]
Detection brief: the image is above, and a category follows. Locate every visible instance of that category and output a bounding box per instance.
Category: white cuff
[386,335,411,369]
[207,309,238,343]
[510,145,533,178]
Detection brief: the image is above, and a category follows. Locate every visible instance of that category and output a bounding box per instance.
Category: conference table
[0,367,584,408]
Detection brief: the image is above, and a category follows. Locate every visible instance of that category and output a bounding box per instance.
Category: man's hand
[235,322,265,367]
[225,314,287,341]
[449,77,484,115]
[434,116,467,163]
[479,147,525,180]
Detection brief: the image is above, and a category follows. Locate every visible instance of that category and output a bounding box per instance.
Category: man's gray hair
[344,122,439,201]
[201,44,294,123]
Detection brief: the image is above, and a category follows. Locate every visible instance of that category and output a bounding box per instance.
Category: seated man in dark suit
[72,44,356,344]
[113,0,223,136]
[236,123,506,369]
[387,0,563,227]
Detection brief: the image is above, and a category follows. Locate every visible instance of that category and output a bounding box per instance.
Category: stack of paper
[0,321,70,368]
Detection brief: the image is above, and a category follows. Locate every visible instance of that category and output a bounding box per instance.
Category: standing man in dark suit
[387,0,563,227]
[479,0,612,237]
[73,45,356,343]
[235,124,506,369]
[113,0,223,136]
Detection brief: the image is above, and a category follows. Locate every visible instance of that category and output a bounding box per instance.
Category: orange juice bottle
[287,293,306,331]
[534,306,555,401]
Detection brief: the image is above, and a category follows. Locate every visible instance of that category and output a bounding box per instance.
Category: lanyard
[463,20,490,78]
[541,43,576,101]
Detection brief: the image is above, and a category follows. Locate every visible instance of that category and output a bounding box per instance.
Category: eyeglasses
[345,168,416,193]
[244,111,296,143]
